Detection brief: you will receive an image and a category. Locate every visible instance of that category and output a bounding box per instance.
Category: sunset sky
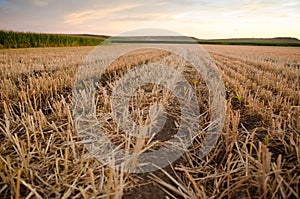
[0,0,299,39]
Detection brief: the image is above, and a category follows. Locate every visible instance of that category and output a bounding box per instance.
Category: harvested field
[0,44,299,198]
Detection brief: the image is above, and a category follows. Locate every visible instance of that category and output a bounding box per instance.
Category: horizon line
[1,29,299,41]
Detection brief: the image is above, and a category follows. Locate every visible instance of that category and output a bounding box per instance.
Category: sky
[0,0,299,39]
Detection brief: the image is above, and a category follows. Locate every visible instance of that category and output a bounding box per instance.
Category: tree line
[0,30,105,48]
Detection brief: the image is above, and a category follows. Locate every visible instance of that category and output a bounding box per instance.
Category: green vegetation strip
[0,30,106,48]
[196,40,300,47]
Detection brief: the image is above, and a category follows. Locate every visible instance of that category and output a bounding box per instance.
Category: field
[197,38,300,47]
[0,31,105,48]
[0,44,299,198]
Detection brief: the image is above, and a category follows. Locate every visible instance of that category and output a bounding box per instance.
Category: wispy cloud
[31,0,48,7]
[64,4,140,25]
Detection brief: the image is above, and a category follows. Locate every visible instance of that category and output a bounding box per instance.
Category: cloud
[64,4,140,25]
[31,0,48,7]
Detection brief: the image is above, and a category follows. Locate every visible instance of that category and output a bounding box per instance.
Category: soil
[123,158,185,199]
[122,95,265,198]
[123,108,184,199]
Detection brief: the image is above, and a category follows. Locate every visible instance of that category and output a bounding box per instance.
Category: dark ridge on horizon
[70,33,109,39]
[107,36,300,46]
[203,37,300,42]
[103,35,300,42]
[105,35,300,41]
